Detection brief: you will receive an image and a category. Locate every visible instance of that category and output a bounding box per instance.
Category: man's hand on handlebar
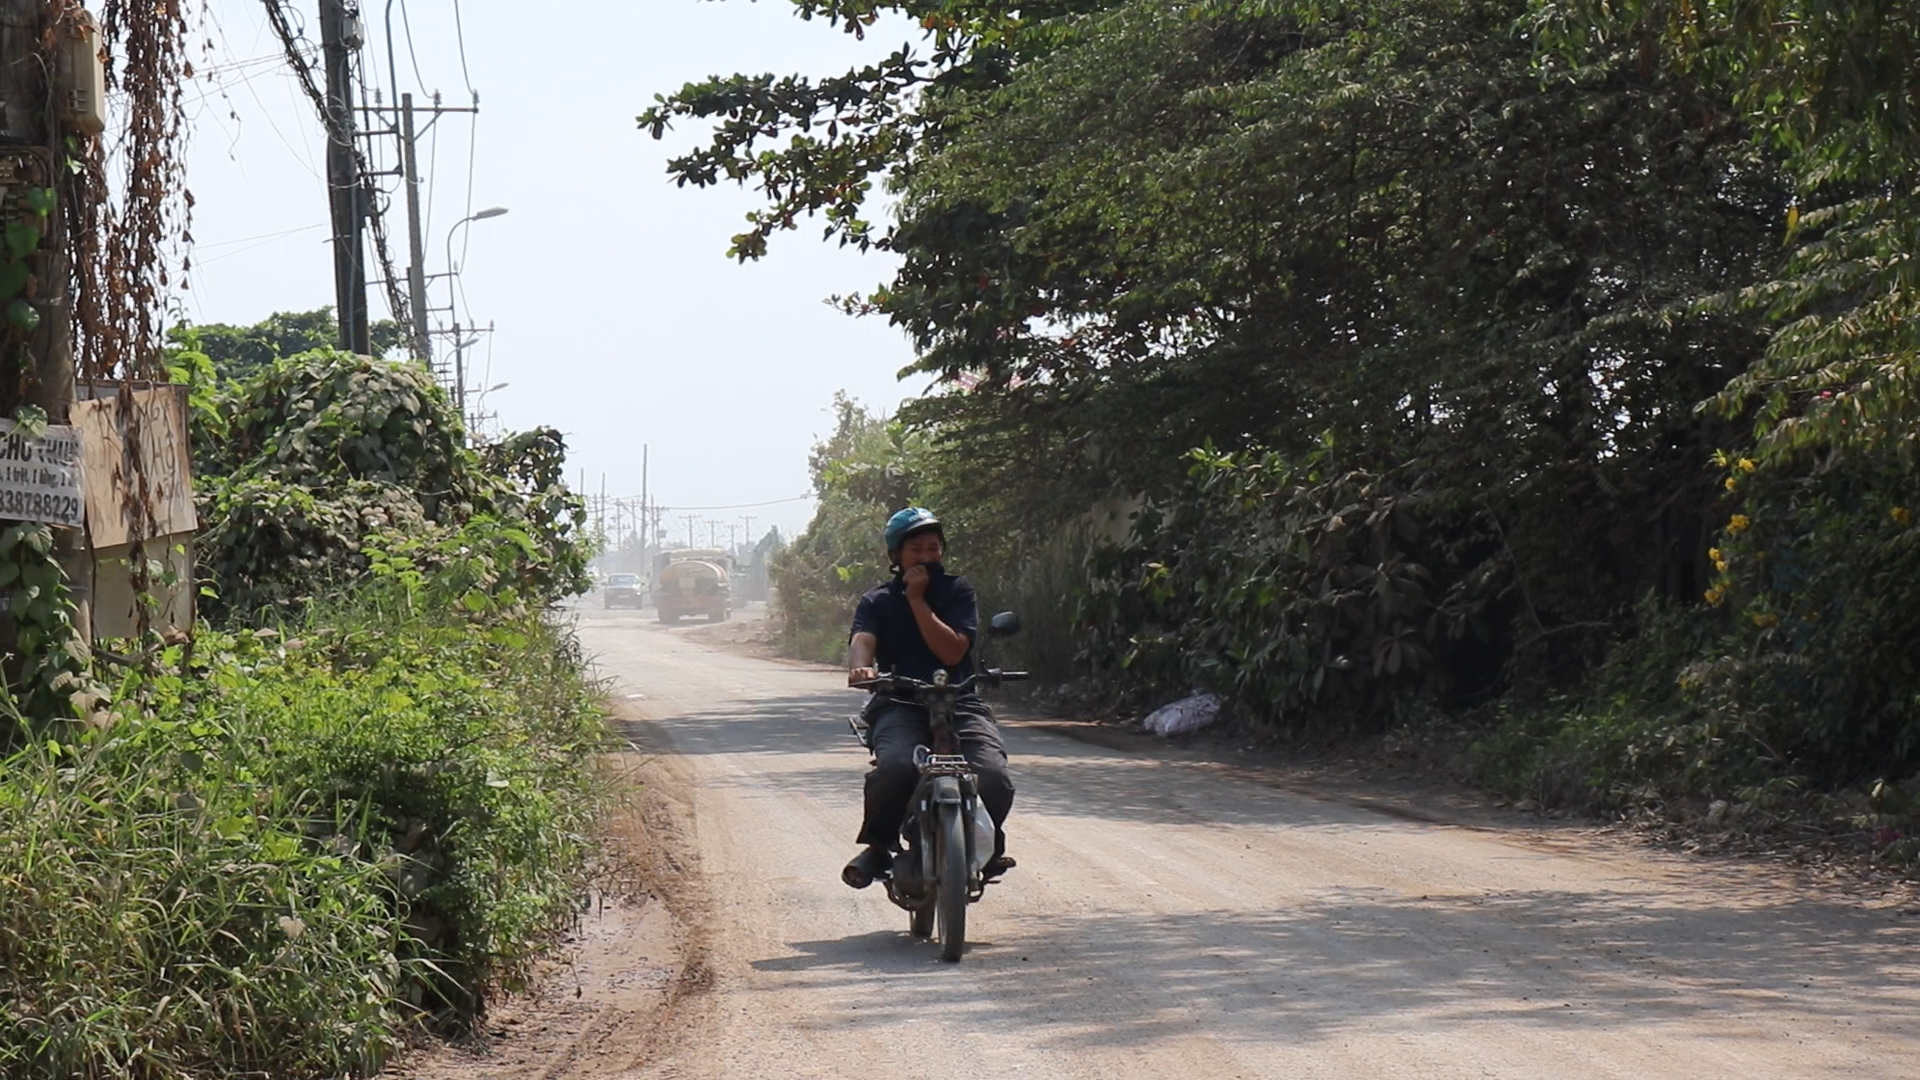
[849,670,1031,696]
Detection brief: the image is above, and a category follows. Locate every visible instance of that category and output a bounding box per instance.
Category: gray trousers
[856,698,1015,859]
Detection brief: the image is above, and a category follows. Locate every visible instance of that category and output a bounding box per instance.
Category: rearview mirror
[987,611,1022,638]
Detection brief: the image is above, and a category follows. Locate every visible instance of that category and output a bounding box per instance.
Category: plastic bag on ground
[1142,693,1222,737]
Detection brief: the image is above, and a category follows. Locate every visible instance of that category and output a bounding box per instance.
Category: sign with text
[0,418,85,527]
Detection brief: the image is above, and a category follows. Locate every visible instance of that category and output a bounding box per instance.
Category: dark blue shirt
[849,571,979,684]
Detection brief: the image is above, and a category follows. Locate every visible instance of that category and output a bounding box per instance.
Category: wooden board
[71,385,196,548]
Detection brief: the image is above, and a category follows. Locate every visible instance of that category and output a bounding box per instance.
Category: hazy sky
[183,0,931,542]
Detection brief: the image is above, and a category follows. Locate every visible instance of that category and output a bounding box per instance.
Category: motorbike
[849,611,1026,962]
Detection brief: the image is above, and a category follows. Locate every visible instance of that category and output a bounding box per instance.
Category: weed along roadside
[1,349,609,1078]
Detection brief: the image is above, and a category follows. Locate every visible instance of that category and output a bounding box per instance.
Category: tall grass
[0,738,401,1078]
[0,602,605,1079]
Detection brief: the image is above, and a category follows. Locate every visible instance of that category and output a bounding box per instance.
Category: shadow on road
[632,691,1395,830]
[748,889,1918,1049]
[620,691,856,753]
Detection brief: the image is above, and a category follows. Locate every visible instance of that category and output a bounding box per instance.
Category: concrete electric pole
[318,0,370,355]
[400,92,430,363]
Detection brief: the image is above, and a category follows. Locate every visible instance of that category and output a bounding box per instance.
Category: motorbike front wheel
[935,802,968,961]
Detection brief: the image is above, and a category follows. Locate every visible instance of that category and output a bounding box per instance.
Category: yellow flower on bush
[1751,612,1779,628]
[1737,458,1756,473]
[1728,514,1751,534]
[1724,476,1739,492]
[1709,547,1728,573]
[1895,507,1913,526]
[1704,584,1727,606]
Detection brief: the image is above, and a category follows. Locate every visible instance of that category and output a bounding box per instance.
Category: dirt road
[401,603,1920,1080]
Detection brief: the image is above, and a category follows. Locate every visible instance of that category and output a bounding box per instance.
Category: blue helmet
[885,506,944,555]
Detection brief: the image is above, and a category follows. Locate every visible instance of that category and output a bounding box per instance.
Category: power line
[451,0,475,95]
[259,0,329,121]
[194,224,330,266]
[259,0,410,340]
[396,0,428,93]
[637,494,813,512]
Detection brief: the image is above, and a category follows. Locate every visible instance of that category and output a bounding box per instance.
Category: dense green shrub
[0,597,604,1078]
[0,726,403,1079]
[2,338,605,1075]
[1463,601,1772,807]
[1078,444,1511,731]
[194,350,590,621]
[1692,454,1920,780]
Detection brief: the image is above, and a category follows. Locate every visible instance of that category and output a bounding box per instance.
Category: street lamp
[474,381,509,412]
[444,207,508,415]
[445,206,508,278]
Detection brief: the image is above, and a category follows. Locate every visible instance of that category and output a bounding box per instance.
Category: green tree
[668,0,1784,702]
[772,394,935,659]
[171,308,408,383]
[1536,0,1920,779]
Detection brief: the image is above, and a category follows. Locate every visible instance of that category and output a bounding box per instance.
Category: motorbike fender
[928,775,963,805]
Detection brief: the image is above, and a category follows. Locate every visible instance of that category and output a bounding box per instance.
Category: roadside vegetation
[0,316,602,1078]
[660,0,1920,868]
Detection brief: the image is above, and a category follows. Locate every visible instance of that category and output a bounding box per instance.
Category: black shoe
[982,854,1017,882]
[842,845,893,889]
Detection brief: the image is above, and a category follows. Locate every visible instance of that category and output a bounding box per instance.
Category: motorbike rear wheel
[935,803,968,961]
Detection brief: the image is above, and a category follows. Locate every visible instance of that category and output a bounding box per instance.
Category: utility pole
[706,519,722,548]
[639,444,648,574]
[0,5,70,418]
[399,93,430,363]
[319,0,370,354]
[450,319,467,419]
[1,2,93,642]
[681,513,698,549]
[739,514,756,548]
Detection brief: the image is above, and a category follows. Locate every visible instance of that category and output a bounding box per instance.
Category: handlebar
[852,669,1030,698]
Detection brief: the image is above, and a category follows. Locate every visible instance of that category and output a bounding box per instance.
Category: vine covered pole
[0,0,86,656]
[0,4,31,138]
[0,2,72,424]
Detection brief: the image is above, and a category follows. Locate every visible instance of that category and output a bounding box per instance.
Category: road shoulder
[383,704,713,1080]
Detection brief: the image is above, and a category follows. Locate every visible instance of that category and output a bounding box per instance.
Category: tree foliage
[171,309,406,384]
[771,394,931,659]
[192,349,589,622]
[664,0,1920,792]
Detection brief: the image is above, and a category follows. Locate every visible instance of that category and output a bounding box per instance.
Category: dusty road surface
[401,602,1920,1080]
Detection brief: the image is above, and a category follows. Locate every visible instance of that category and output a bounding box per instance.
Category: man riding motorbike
[842,507,1017,889]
